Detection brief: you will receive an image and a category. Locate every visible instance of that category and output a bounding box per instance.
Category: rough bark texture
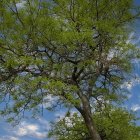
[82,110,101,140]
[77,95,102,140]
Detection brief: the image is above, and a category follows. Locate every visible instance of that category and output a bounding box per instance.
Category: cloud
[121,77,140,91]
[0,136,19,140]
[16,0,26,9]
[121,58,140,92]
[131,104,140,111]
[121,81,133,90]
[43,95,59,108]
[3,119,49,140]
[14,121,47,139]
[16,122,38,136]
[38,117,51,131]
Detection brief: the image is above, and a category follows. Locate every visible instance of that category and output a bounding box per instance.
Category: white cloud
[16,122,38,136]
[121,77,140,91]
[14,121,47,139]
[0,136,19,140]
[2,116,50,140]
[131,104,140,111]
[16,0,26,9]
[43,95,59,108]
[121,81,133,90]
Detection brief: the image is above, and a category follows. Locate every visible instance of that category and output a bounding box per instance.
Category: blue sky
[0,0,140,140]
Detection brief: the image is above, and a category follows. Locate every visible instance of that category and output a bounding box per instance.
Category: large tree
[0,0,139,140]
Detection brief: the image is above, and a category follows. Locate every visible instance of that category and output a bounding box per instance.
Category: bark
[77,95,102,140]
[82,109,101,140]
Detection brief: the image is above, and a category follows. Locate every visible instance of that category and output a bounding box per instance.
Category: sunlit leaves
[48,106,140,140]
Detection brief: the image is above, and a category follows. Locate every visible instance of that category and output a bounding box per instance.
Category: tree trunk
[81,109,101,140]
[77,95,102,140]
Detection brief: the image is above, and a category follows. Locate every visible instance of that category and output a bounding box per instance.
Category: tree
[48,105,140,140]
[0,0,139,140]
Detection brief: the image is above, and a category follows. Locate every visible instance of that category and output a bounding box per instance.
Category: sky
[0,0,140,140]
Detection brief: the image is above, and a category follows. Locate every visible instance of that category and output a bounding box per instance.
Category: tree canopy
[0,0,140,140]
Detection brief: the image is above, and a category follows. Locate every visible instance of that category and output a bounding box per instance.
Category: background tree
[48,105,140,140]
[0,0,140,140]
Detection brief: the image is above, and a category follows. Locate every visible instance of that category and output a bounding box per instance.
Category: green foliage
[0,0,139,139]
[48,112,89,140]
[48,106,140,140]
